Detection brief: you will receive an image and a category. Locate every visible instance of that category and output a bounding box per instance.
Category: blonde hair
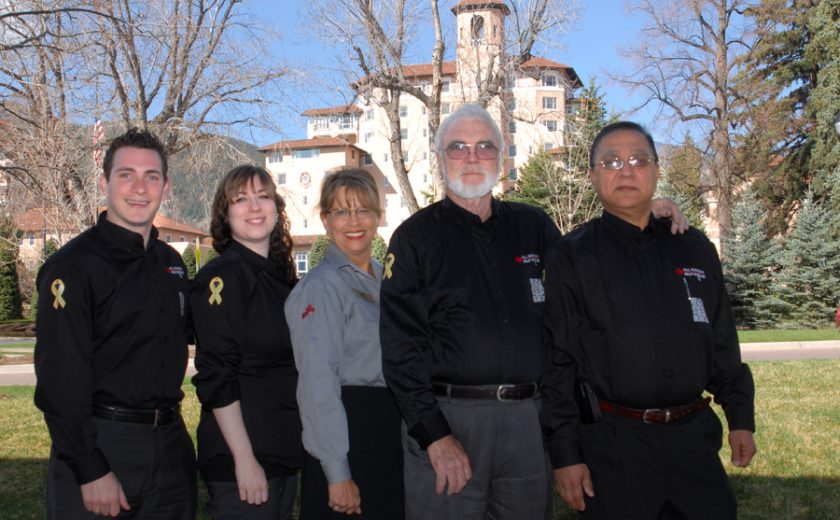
[318,168,382,216]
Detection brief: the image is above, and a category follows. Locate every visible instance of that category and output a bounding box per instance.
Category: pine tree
[0,239,23,320]
[659,133,706,231]
[504,77,609,234]
[308,235,329,269]
[773,192,840,327]
[29,239,60,319]
[722,190,782,328]
[204,247,219,265]
[371,234,388,264]
[182,247,197,279]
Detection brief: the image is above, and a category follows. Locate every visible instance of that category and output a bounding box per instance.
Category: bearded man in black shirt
[541,121,756,520]
[34,128,196,519]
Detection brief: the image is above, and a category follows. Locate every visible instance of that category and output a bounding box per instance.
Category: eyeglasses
[328,207,377,221]
[597,155,656,170]
[445,142,498,160]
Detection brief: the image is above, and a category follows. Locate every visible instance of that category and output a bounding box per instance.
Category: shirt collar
[227,240,273,273]
[442,196,502,225]
[324,243,383,280]
[96,211,159,253]
[600,210,657,244]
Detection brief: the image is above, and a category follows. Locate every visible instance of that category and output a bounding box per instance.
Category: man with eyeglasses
[380,106,686,519]
[541,121,756,519]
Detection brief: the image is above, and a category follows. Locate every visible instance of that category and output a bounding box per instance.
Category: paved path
[1,341,838,387]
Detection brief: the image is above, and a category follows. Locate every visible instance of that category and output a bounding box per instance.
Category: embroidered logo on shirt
[675,267,706,281]
[516,253,541,265]
[529,278,545,303]
[208,277,224,305]
[384,253,395,280]
[50,279,66,309]
[166,266,185,278]
[302,304,315,319]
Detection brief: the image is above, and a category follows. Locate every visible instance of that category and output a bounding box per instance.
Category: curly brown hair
[210,165,297,286]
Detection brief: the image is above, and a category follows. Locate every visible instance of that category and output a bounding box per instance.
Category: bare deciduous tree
[309,0,579,211]
[612,0,759,251]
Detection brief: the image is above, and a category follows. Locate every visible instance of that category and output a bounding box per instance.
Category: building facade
[260,0,581,272]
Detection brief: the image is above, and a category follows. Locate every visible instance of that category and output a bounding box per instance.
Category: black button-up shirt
[34,213,190,484]
[191,241,303,481]
[541,211,755,468]
[381,198,561,448]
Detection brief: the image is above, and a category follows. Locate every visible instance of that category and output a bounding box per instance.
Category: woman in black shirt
[192,165,303,519]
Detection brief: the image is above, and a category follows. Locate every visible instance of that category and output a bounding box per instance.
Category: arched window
[471,15,485,42]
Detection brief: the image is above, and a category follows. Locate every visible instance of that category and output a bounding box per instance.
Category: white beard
[445,171,499,199]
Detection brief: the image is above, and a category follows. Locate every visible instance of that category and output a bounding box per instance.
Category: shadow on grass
[0,458,211,520]
[2,459,838,520]
[549,474,840,520]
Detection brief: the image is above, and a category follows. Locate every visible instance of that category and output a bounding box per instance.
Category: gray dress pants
[403,396,553,520]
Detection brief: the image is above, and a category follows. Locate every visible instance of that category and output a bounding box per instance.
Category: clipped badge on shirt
[529,278,545,303]
[352,288,375,303]
[689,297,709,323]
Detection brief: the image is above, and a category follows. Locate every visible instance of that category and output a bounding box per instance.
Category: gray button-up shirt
[285,244,386,484]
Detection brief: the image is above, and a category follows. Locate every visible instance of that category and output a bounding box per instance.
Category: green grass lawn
[738,328,839,343]
[2,361,839,519]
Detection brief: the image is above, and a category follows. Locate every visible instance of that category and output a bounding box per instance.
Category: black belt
[93,403,181,427]
[598,397,711,424]
[432,382,539,401]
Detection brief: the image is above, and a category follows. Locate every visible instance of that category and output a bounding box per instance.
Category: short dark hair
[102,127,168,180]
[589,121,658,169]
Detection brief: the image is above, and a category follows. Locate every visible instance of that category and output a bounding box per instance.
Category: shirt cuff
[547,438,584,469]
[321,457,352,485]
[408,410,452,450]
[724,404,755,432]
[67,448,111,485]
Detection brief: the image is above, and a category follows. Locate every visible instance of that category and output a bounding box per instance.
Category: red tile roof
[521,56,582,87]
[14,207,208,238]
[401,61,458,78]
[292,234,321,247]
[153,214,208,237]
[302,105,362,116]
[451,0,511,15]
[258,136,359,152]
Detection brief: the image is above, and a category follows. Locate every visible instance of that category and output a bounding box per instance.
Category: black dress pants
[300,386,404,520]
[46,416,197,520]
[579,407,737,520]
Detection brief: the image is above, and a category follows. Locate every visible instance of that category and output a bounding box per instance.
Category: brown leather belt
[598,396,711,424]
[433,381,539,401]
[93,403,181,427]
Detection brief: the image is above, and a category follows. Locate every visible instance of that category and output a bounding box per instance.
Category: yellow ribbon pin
[383,253,395,280]
[51,279,66,309]
[208,277,224,305]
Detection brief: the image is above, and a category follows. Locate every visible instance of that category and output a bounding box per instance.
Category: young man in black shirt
[541,121,756,519]
[34,128,196,519]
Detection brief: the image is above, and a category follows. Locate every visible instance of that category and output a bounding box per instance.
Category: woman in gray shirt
[285,168,403,519]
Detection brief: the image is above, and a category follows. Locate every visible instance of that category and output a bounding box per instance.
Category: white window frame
[542,97,557,110]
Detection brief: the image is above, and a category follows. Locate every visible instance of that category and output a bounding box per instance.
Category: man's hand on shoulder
[651,197,689,234]
[80,472,130,517]
[554,463,594,512]
[427,434,472,495]
[728,429,757,468]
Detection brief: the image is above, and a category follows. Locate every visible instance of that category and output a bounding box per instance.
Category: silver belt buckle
[643,408,672,424]
[153,409,161,427]
[496,384,516,401]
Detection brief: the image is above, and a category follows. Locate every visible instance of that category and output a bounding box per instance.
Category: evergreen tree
[182,247,197,280]
[309,235,329,269]
[505,76,609,234]
[29,239,60,319]
[371,234,388,264]
[722,190,782,328]
[204,247,219,265]
[0,239,23,320]
[659,133,706,231]
[773,191,840,327]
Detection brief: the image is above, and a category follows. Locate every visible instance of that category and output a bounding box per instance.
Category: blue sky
[249,0,668,145]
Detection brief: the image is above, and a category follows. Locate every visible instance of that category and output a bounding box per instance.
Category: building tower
[452,1,510,97]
